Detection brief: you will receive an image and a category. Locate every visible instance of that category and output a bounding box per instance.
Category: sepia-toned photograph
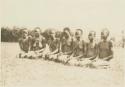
[0,0,125,87]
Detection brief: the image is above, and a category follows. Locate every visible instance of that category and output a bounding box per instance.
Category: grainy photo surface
[0,0,125,87]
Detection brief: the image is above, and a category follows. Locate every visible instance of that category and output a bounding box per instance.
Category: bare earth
[0,43,125,87]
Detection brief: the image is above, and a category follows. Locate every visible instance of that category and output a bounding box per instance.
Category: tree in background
[1,26,20,42]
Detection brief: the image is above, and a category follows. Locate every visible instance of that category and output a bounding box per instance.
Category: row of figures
[18,27,124,69]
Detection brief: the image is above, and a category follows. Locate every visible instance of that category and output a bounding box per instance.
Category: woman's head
[101,28,109,40]
[33,27,41,37]
[75,29,83,39]
[49,29,56,40]
[88,31,96,41]
[62,27,71,39]
[21,28,28,38]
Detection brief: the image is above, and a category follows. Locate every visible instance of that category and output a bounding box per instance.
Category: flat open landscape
[0,42,125,87]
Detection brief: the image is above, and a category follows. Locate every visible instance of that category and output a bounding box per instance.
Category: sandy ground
[0,42,125,87]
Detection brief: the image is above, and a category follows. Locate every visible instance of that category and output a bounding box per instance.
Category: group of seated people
[18,27,113,68]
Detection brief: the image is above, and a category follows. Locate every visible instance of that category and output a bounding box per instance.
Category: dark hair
[63,27,70,32]
[89,31,96,36]
[76,29,83,35]
[55,31,62,38]
[63,27,72,36]
[20,28,28,34]
[101,28,109,36]
[34,27,41,32]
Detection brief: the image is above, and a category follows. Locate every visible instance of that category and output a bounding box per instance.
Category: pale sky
[1,0,125,36]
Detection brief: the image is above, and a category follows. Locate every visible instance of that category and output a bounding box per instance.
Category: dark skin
[33,28,46,53]
[59,29,73,55]
[85,31,98,60]
[22,30,28,39]
[19,29,31,53]
[69,30,85,59]
[47,30,59,55]
[100,30,113,61]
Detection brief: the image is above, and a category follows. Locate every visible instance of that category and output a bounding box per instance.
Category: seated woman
[79,31,98,67]
[68,29,86,66]
[45,29,61,61]
[93,29,114,68]
[29,27,46,58]
[57,27,73,64]
[18,28,32,58]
